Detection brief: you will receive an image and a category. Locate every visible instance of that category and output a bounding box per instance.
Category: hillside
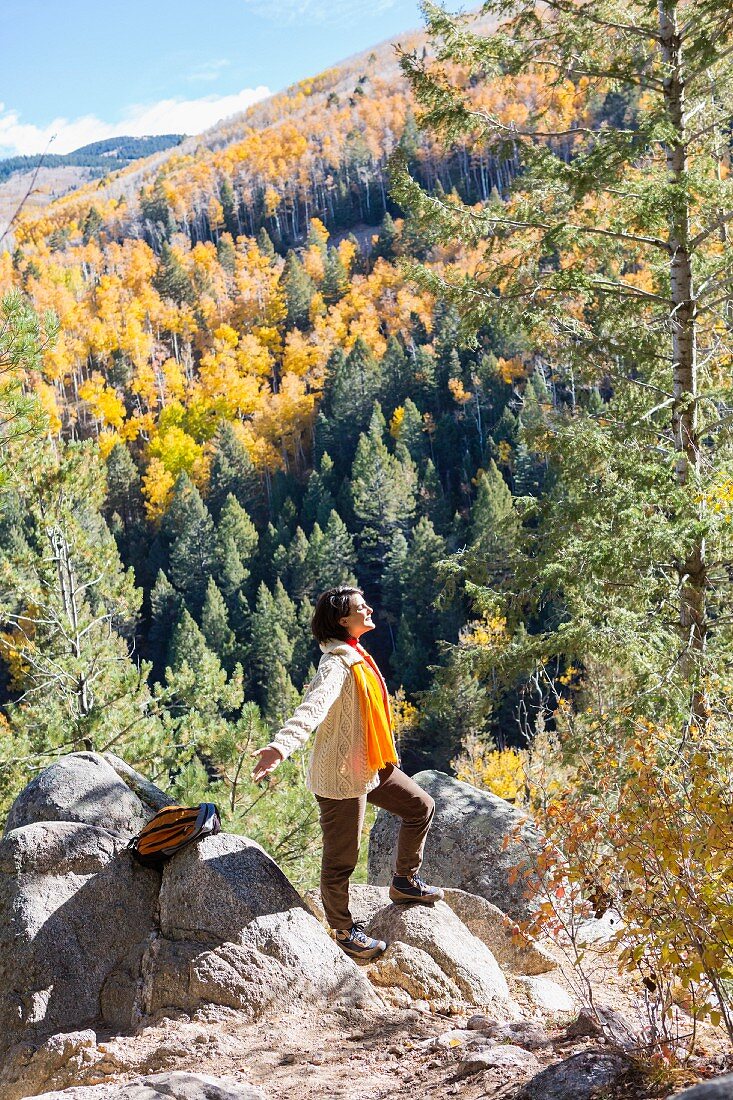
[0,135,185,184]
[0,14,581,789]
[0,135,185,245]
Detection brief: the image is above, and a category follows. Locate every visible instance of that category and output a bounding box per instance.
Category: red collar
[345,636,359,648]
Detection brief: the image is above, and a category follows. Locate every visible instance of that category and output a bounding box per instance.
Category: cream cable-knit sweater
[267,638,384,799]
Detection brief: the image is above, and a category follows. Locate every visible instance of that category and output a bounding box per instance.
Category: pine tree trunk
[659,1,707,709]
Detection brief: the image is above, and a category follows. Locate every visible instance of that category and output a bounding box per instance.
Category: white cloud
[244,0,400,24]
[0,85,271,158]
[188,59,231,83]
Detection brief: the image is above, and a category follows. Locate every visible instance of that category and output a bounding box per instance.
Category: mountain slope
[0,135,185,183]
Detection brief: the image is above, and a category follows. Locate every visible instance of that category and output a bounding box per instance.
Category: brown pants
[315,764,435,929]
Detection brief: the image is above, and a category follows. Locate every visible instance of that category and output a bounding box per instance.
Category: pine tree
[397,398,428,465]
[257,226,276,261]
[379,336,411,411]
[301,452,337,531]
[350,406,417,585]
[0,440,160,780]
[322,338,383,465]
[0,291,56,490]
[395,0,733,724]
[292,596,317,687]
[467,462,519,578]
[153,242,194,306]
[433,303,462,380]
[495,407,518,449]
[82,206,103,245]
[200,577,237,668]
[219,178,238,236]
[164,474,219,614]
[372,212,398,261]
[217,233,236,274]
[247,582,299,726]
[207,421,263,520]
[216,494,258,604]
[140,177,174,242]
[104,443,146,572]
[322,248,348,303]
[513,442,543,498]
[419,459,451,533]
[283,526,313,601]
[149,569,183,678]
[164,607,243,727]
[282,251,316,329]
[307,510,358,595]
[391,516,450,692]
[397,109,421,169]
[381,528,409,649]
[271,577,299,635]
[411,346,438,406]
[168,607,215,678]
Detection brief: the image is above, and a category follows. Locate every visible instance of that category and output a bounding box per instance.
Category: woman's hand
[251,745,284,783]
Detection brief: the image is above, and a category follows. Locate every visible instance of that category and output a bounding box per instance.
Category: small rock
[516,1050,632,1100]
[425,1029,484,1051]
[671,1074,733,1098]
[576,910,622,944]
[0,1027,106,1100]
[564,1008,601,1039]
[565,1003,641,1049]
[35,1071,269,1099]
[382,987,412,1009]
[400,1009,421,1024]
[511,975,576,1014]
[412,999,430,1013]
[458,1044,540,1077]
[466,1016,551,1050]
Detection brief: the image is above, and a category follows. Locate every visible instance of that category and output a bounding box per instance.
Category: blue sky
[0,0,425,157]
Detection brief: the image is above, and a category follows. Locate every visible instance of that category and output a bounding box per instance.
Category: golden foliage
[454,739,526,802]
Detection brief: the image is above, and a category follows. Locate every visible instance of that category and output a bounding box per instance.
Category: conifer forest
[4,0,733,1043]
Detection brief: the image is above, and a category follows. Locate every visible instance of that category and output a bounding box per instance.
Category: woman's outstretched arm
[251,657,348,780]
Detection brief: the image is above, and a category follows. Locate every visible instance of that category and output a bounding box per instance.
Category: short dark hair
[311,586,361,644]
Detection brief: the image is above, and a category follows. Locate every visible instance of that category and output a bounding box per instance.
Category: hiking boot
[335,922,387,961]
[389,873,445,905]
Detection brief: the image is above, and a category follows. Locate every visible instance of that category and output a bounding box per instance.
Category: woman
[252,585,443,960]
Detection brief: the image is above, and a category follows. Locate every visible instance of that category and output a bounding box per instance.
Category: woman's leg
[315,792,366,929]
[367,764,435,877]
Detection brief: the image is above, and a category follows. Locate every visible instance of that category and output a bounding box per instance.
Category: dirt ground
[70,944,732,1100]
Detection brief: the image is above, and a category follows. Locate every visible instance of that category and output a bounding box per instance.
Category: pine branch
[689,211,733,249]
[536,0,660,41]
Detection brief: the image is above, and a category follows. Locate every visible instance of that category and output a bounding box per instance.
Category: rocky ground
[1,752,731,1100]
[12,991,731,1100]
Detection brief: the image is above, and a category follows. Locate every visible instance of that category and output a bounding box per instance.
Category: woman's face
[339,593,375,639]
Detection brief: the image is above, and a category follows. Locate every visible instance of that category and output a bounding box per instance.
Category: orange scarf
[350,645,398,772]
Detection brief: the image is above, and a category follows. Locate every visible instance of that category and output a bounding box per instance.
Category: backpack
[128,802,221,869]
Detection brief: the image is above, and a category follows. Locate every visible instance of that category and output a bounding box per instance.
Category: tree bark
[659,0,707,710]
